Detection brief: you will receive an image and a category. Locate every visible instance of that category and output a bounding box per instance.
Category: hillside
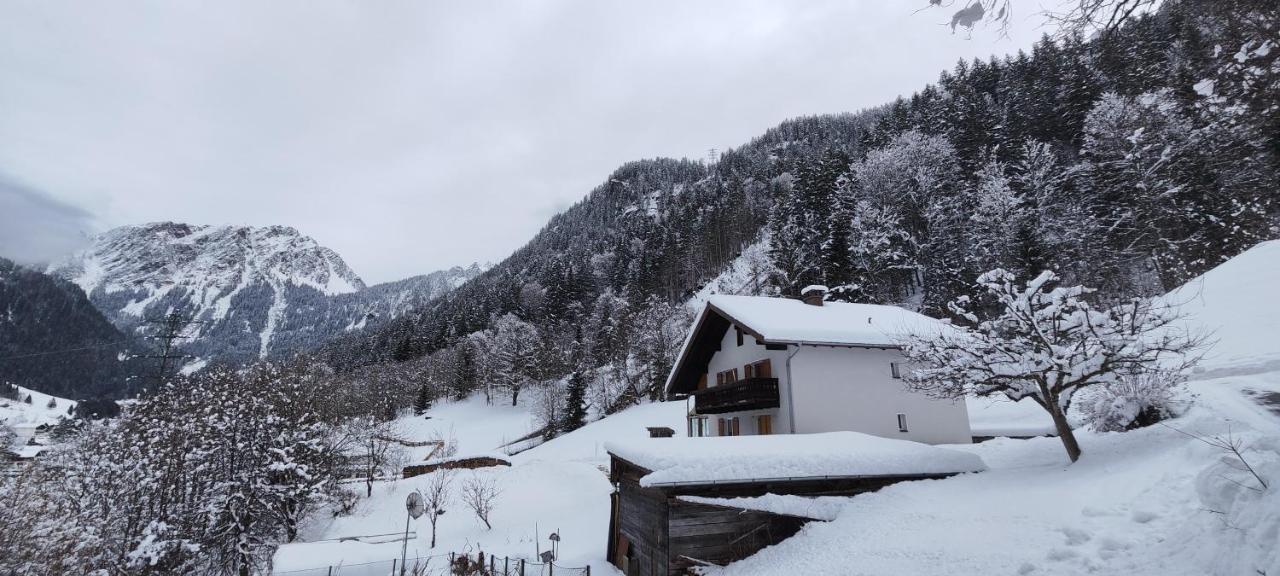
[0,257,144,398]
[49,222,481,368]
[330,0,1276,425]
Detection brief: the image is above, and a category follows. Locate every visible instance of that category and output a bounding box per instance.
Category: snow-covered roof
[605,431,986,487]
[678,494,848,521]
[706,294,948,348]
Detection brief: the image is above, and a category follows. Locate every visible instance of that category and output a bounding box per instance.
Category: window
[757,414,773,435]
[897,413,909,432]
[720,416,740,436]
[688,417,710,437]
[890,362,902,379]
[716,368,739,386]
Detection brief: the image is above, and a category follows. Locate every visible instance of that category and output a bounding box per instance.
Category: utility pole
[144,311,200,387]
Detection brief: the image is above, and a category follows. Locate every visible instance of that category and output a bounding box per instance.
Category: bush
[1082,370,1182,432]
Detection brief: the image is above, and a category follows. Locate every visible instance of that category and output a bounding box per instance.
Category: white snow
[705,294,952,347]
[0,386,74,429]
[605,432,986,487]
[1161,239,1280,376]
[966,395,1057,438]
[678,494,848,521]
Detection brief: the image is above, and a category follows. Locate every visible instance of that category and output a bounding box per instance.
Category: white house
[665,286,971,445]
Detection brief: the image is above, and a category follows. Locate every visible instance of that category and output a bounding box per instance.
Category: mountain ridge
[48,222,481,368]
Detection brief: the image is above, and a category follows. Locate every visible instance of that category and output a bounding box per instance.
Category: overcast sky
[0,0,1047,283]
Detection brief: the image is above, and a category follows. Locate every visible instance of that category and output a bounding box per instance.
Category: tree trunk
[1046,399,1082,462]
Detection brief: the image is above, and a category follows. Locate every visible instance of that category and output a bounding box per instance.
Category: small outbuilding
[604,432,986,575]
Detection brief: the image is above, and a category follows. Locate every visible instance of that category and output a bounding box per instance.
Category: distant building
[665,287,972,444]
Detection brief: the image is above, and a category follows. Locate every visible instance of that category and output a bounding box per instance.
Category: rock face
[48,222,478,368]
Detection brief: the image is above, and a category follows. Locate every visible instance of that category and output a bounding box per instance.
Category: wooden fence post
[519,558,525,576]
[490,555,495,573]
[504,556,510,576]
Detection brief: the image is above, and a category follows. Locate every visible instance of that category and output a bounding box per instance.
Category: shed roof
[605,431,986,487]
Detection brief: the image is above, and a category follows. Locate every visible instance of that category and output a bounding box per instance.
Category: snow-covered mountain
[48,222,480,367]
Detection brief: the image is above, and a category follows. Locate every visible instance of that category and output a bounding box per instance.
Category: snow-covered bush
[1082,370,1183,432]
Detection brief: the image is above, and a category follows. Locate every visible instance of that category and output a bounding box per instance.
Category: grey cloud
[0,175,94,266]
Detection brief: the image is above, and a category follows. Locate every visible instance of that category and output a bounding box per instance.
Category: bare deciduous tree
[460,474,501,530]
[422,470,454,548]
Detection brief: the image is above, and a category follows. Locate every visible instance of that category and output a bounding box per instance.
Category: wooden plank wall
[667,500,807,572]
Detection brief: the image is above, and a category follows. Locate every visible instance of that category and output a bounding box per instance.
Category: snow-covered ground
[0,386,74,457]
[274,398,688,574]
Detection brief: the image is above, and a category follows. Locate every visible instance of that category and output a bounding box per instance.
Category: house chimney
[800,285,828,307]
[646,426,675,438]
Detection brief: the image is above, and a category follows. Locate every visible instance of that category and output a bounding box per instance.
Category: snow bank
[679,494,848,521]
[605,432,986,486]
[966,396,1057,438]
[707,294,951,347]
[1162,240,1280,376]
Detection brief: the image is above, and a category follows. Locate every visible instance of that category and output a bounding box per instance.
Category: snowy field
[276,242,1280,576]
[274,398,688,574]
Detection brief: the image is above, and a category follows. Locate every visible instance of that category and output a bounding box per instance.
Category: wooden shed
[603,432,987,575]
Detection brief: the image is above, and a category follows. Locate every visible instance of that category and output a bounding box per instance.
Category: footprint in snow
[1059,526,1091,546]
[1046,548,1080,562]
[1130,510,1159,524]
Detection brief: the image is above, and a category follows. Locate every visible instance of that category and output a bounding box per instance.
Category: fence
[273,553,591,576]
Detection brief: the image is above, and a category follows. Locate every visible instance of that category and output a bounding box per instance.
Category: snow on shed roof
[604,431,986,487]
[678,494,848,521]
[706,294,947,347]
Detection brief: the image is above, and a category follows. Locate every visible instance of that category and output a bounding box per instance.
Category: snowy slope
[48,222,481,367]
[1161,239,1280,377]
[1,386,75,458]
[275,399,687,574]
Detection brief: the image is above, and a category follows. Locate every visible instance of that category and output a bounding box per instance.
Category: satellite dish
[406,492,426,519]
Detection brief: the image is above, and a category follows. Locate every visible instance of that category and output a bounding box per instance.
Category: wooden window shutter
[697,374,707,390]
[756,360,772,378]
[744,363,754,379]
[732,418,740,436]
[718,418,726,437]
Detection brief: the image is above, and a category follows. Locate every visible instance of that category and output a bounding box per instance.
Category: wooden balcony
[691,377,780,415]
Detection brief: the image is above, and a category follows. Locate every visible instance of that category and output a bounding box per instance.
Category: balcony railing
[690,377,780,415]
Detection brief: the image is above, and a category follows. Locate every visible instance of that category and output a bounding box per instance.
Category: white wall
[788,346,971,444]
[703,325,792,436]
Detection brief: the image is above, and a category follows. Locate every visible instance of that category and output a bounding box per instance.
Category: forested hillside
[0,257,145,398]
[327,0,1275,431]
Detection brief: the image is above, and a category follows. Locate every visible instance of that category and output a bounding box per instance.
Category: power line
[0,339,136,362]
[144,312,203,386]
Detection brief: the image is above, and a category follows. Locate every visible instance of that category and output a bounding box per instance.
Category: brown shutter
[757,359,772,378]
[717,418,726,437]
[697,374,707,390]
